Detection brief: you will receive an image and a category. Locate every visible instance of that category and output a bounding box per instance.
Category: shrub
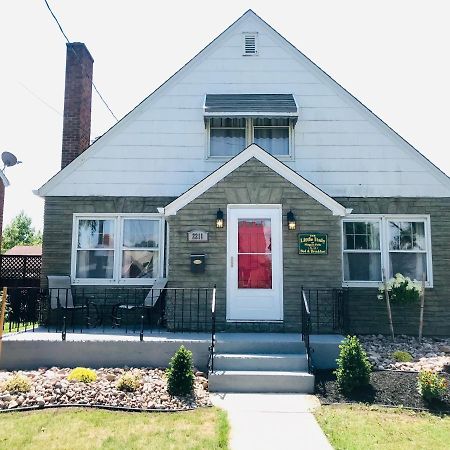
[166,345,194,396]
[378,273,422,303]
[67,367,97,383]
[117,371,142,392]
[335,336,372,394]
[2,374,32,393]
[417,370,448,401]
[392,350,413,362]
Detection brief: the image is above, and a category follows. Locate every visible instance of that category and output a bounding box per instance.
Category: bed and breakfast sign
[298,232,328,255]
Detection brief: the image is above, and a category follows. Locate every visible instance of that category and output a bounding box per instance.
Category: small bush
[392,350,413,362]
[117,371,142,392]
[335,336,372,394]
[67,367,97,383]
[166,345,194,396]
[378,273,422,303]
[2,374,32,393]
[417,370,448,401]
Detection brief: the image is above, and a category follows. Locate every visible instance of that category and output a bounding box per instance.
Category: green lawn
[315,404,450,450]
[0,407,229,450]
[1,322,35,334]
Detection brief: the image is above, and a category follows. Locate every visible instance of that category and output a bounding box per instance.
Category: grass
[315,404,450,450]
[1,321,35,334]
[0,407,229,450]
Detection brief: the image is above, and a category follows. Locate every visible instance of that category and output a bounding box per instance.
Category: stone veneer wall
[336,197,450,336]
[166,158,342,332]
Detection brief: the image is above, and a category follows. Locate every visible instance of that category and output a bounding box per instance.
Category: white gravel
[0,367,210,411]
[359,334,450,372]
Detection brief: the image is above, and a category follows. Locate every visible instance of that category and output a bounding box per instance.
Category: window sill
[72,279,157,286]
[342,281,433,288]
[206,155,295,162]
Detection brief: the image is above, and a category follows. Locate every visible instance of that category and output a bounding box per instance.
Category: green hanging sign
[298,232,328,255]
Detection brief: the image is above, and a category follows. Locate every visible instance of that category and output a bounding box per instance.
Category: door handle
[230,256,234,268]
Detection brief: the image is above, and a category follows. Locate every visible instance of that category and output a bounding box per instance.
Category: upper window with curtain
[207,117,293,158]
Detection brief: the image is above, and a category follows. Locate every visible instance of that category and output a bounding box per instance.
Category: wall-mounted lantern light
[216,209,224,228]
[287,210,296,231]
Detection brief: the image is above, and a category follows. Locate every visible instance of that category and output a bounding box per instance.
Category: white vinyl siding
[342,215,432,287]
[72,214,164,285]
[38,14,450,198]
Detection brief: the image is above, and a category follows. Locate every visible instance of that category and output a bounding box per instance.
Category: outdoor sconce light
[216,209,224,228]
[287,210,296,231]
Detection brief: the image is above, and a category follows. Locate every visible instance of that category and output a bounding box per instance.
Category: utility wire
[43,0,119,122]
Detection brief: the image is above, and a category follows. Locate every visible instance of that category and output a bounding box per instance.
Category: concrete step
[215,334,305,354]
[214,353,308,372]
[209,370,315,393]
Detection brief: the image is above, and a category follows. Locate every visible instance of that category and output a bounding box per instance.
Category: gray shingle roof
[204,94,297,114]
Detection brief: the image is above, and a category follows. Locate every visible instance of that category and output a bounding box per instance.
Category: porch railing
[1,286,215,340]
[207,285,217,375]
[302,288,347,334]
[301,287,312,373]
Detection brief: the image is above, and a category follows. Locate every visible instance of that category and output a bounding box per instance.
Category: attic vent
[243,33,258,55]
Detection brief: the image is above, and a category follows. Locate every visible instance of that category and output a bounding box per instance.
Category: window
[342,216,432,286]
[209,118,246,157]
[208,118,293,158]
[388,220,428,281]
[72,215,164,284]
[343,221,381,282]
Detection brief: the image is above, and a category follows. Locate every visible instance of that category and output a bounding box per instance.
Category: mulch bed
[315,370,450,413]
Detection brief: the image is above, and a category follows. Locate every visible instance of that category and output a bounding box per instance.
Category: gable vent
[243,33,258,55]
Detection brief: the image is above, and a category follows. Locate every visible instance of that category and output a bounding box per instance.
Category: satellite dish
[1,152,21,171]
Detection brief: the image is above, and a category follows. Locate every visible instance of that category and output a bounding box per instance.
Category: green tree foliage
[166,345,195,396]
[1,211,42,253]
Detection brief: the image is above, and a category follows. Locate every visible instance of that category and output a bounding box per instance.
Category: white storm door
[226,206,283,321]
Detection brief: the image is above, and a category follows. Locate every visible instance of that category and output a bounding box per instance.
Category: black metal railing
[0,286,215,340]
[302,288,347,334]
[207,285,217,375]
[301,287,312,373]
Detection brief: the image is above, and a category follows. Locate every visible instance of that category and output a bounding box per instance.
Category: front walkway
[211,393,332,450]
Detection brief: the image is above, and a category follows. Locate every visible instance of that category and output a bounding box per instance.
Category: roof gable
[36,10,450,198]
[163,144,349,216]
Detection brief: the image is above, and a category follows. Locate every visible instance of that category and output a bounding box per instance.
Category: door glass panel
[237,219,272,289]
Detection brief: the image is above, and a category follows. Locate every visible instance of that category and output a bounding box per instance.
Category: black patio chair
[47,276,100,330]
[111,278,168,328]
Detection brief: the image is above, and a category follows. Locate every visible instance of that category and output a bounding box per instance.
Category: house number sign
[187,230,209,242]
[298,233,328,255]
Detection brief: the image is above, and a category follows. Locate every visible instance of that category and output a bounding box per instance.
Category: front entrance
[226,205,283,321]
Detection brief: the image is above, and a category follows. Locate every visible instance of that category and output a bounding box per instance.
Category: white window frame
[71,213,165,285]
[342,214,433,288]
[206,117,294,160]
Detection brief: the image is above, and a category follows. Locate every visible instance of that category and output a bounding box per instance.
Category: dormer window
[243,33,258,55]
[204,94,298,158]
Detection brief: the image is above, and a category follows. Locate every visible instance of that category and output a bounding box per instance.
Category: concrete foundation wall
[0,340,210,371]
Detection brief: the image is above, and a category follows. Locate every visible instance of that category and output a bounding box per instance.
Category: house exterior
[37,10,450,336]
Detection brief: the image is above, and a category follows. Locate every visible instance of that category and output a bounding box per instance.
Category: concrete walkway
[211,393,332,450]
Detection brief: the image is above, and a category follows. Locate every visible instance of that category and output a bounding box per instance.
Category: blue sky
[1,1,449,230]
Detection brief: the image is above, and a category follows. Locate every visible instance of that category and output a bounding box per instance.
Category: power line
[17,80,103,142]
[43,0,119,122]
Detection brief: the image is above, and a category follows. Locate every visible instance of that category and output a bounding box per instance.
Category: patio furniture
[47,275,100,329]
[111,278,168,328]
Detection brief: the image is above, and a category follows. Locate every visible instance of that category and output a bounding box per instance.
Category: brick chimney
[61,42,94,169]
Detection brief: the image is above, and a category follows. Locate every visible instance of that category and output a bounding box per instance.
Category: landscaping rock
[359,335,450,372]
[0,367,211,411]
